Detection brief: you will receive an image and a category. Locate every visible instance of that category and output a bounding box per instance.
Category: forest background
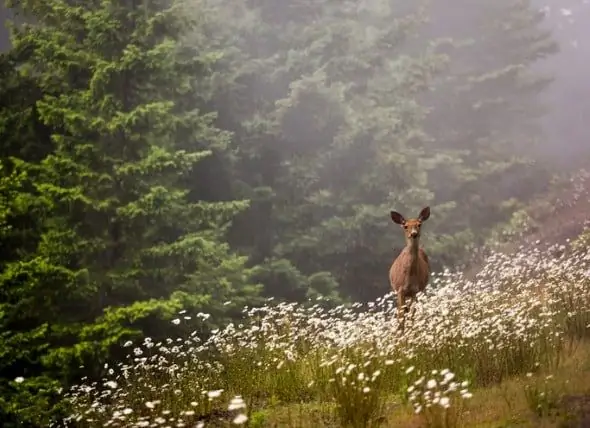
[1,0,589,424]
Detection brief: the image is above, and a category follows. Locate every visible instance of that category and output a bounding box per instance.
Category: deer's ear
[418,206,430,222]
[390,211,406,225]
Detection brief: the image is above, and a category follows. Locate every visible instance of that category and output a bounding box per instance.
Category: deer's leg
[405,296,413,320]
[409,295,418,319]
[406,295,418,329]
[397,292,406,333]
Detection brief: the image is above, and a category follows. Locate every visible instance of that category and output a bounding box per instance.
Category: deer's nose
[410,230,418,238]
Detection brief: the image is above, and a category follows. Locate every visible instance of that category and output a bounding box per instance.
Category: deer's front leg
[409,295,418,319]
[397,291,406,333]
[404,295,419,331]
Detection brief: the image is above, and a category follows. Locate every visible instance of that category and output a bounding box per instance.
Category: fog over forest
[1,0,590,425]
[1,1,587,163]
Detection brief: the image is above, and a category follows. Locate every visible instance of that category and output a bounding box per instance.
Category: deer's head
[390,206,430,241]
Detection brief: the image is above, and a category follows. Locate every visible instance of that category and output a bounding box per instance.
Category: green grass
[56,242,590,428]
[245,340,590,427]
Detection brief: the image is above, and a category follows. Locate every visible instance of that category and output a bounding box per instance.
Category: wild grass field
[59,229,590,428]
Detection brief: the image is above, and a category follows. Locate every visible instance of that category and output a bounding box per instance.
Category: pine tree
[0,0,260,423]
[420,0,558,264]
[0,31,62,425]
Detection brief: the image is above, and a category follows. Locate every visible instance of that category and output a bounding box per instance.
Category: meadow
[60,236,590,428]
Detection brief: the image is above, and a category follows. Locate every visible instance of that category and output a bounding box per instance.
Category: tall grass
[56,239,590,427]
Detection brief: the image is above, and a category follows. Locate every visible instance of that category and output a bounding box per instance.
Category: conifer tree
[0,0,259,423]
[421,0,558,264]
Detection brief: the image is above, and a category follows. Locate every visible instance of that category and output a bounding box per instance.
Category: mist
[1,0,590,425]
[534,1,590,165]
[181,0,590,296]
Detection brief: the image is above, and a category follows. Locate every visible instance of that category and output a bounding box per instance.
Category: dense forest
[0,0,580,424]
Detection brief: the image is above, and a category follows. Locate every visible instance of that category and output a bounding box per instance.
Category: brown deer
[389,206,431,333]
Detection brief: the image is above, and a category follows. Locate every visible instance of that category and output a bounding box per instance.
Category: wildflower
[232,414,248,424]
[228,396,246,411]
[14,377,24,384]
[207,389,223,399]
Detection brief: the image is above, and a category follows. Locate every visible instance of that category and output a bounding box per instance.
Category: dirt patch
[463,169,590,280]
[522,170,590,247]
[560,394,590,428]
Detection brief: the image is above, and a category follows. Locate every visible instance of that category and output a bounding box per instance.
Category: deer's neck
[405,237,420,264]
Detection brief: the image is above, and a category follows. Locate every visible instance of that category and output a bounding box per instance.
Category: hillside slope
[60,205,590,427]
[464,168,590,281]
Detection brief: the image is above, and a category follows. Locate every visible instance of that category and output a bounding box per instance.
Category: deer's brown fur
[389,206,431,333]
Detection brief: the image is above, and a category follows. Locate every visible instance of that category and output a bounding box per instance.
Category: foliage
[421,0,559,263]
[0,0,259,424]
[522,374,563,418]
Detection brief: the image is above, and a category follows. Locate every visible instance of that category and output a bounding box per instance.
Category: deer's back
[389,248,430,297]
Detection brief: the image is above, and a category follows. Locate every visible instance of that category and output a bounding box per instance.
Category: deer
[389,206,431,333]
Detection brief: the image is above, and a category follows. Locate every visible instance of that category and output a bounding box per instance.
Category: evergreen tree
[420,0,558,265]
[0,28,61,425]
[0,0,260,423]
